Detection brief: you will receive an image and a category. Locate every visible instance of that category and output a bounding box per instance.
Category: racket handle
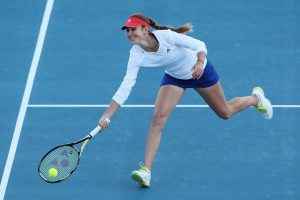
[89,126,101,138]
[90,118,110,137]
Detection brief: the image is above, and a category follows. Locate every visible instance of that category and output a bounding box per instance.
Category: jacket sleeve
[166,29,207,55]
[112,50,140,106]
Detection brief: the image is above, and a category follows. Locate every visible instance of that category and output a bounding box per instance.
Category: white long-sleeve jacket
[112,29,208,105]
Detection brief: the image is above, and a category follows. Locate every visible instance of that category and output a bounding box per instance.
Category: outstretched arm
[98,100,120,130]
[98,47,140,131]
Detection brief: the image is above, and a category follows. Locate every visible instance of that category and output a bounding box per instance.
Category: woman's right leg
[194,81,258,119]
[194,81,272,119]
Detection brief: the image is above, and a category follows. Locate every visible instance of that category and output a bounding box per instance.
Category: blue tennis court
[1,0,300,199]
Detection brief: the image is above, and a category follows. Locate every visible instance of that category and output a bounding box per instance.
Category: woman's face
[125,26,148,44]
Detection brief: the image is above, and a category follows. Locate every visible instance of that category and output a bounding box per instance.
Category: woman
[98,13,273,187]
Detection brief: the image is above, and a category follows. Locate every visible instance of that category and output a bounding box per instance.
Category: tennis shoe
[131,163,151,187]
[252,87,273,119]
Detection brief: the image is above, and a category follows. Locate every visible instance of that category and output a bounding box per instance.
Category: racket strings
[39,146,79,182]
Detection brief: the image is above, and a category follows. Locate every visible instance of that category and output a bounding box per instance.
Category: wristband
[104,117,111,124]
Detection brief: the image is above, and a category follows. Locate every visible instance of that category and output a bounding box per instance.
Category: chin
[130,40,137,44]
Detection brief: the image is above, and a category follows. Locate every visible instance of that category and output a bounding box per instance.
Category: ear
[143,26,150,33]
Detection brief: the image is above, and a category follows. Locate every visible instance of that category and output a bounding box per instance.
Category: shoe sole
[262,98,273,119]
[131,172,150,187]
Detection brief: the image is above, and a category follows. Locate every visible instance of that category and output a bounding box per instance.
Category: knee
[216,109,233,120]
[151,112,168,130]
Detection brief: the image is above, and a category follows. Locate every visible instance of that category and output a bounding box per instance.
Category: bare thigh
[194,81,230,114]
[153,85,185,121]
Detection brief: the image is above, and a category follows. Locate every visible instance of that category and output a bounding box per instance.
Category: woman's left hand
[191,61,204,80]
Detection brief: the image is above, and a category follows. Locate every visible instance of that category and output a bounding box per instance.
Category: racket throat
[79,139,89,157]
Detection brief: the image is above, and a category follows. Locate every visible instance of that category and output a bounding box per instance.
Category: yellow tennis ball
[48,168,58,177]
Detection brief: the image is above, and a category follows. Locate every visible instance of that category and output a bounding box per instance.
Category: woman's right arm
[98,99,120,130]
[98,49,141,131]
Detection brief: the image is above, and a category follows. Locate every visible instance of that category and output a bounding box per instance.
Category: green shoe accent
[256,104,267,113]
[138,162,150,172]
[253,87,266,112]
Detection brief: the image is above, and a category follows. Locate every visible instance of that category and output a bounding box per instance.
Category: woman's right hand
[98,117,111,131]
[98,100,120,131]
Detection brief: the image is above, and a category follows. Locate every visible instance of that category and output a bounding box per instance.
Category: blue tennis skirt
[160,60,219,88]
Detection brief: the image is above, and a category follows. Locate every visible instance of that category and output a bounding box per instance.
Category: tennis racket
[38,120,109,183]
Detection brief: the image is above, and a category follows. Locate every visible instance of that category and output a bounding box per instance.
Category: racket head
[38,145,80,183]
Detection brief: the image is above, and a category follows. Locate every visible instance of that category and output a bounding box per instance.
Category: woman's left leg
[144,85,185,170]
[194,81,258,119]
[131,85,184,187]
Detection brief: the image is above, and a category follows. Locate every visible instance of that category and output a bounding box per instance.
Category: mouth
[128,35,138,42]
[129,37,135,41]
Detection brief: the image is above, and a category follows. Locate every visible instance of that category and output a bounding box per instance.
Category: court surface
[1,0,300,199]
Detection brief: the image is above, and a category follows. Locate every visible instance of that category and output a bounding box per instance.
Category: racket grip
[90,118,110,137]
[89,126,101,137]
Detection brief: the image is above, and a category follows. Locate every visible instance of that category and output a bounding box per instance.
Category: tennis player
[98,13,273,187]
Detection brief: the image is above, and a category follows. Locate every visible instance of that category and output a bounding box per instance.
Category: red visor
[121,17,150,30]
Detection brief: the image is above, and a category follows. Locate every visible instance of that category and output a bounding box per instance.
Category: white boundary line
[0,0,54,199]
[27,104,300,108]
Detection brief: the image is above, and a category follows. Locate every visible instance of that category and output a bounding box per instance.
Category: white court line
[27,104,300,108]
[0,0,54,199]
